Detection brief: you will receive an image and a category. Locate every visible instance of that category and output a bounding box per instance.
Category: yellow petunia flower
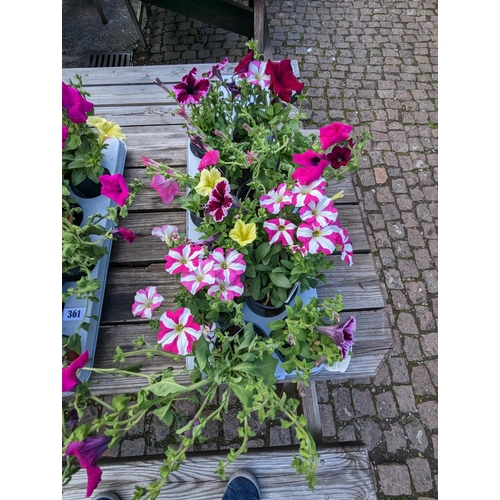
[194,168,225,196]
[87,116,126,145]
[229,219,257,247]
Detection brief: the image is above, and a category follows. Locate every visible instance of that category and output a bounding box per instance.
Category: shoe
[92,493,121,500]
[221,470,261,500]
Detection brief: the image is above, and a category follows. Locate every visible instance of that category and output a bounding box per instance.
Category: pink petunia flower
[65,436,111,498]
[291,150,331,185]
[247,60,271,89]
[319,122,353,150]
[263,218,297,246]
[198,149,220,171]
[299,196,338,227]
[158,307,201,355]
[172,68,210,104]
[62,350,89,392]
[180,259,216,295]
[152,225,179,246]
[132,286,164,319]
[291,178,326,207]
[62,82,94,123]
[207,277,244,301]
[246,150,258,165]
[165,244,204,275]
[141,156,162,168]
[62,125,69,148]
[99,173,129,206]
[111,227,137,244]
[151,174,180,205]
[332,227,354,266]
[296,223,338,254]
[209,247,246,283]
[207,179,233,222]
[259,183,294,214]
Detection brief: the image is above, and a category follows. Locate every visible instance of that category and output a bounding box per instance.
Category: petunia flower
[291,150,331,185]
[247,60,271,89]
[132,286,164,319]
[62,125,69,149]
[158,307,201,355]
[319,122,353,150]
[141,156,162,168]
[152,224,179,246]
[66,436,112,498]
[263,218,297,246]
[202,57,229,80]
[180,259,216,295]
[259,183,294,214]
[111,227,137,244]
[264,59,305,102]
[62,82,94,123]
[165,243,204,274]
[207,277,244,301]
[296,223,338,254]
[195,168,225,197]
[172,68,210,104]
[333,227,354,266]
[198,149,220,171]
[299,196,338,227]
[62,350,89,392]
[209,247,246,283]
[229,219,257,247]
[291,178,326,207]
[234,50,255,76]
[327,146,351,169]
[207,179,233,222]
[99,173,129,206]
[246,150,258,165]
[151,174,180,204]
[87,116,126,145]
[315,316,355,359]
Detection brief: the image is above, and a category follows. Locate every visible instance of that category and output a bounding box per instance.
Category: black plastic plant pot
[245,284,300,318]
[189,210,204,227]
[189,140,207,159]
[69,167,110,199]
[64,202,84,227]
[234,171,253,201]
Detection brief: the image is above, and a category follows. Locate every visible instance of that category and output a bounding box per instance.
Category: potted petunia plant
[62,42,371,500]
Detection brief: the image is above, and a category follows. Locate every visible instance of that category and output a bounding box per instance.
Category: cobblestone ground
[91,1,438,497]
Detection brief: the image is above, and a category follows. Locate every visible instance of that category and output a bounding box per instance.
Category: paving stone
[408,457,433,492]
[415,305,436,331]
[392,290,410,310]
[389,357,410,383]
[397,312,419,335]
[315,381,329,403]
[404,335,424,361]
[432,434,438,459]
[373,361,392,386]
[270,425,291,446]
[332,387,355,421]
[420,332,438,357]
[378,463,412,496]
[359,419,383,451]
[418,401,438,430]
[405,419,429,452]
[425,359,438,386]
[120,438,145,457]
[394,385,418,413]
[384,423,407,454]
[411,365,436,396]
[375,391,398,418]
[319,403,336,437]
[352,388,376,416]
[222,408,241,441]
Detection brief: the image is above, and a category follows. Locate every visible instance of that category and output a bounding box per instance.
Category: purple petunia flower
[65,436,112,497]
[172,68,210,104]
[207,179,233,222]
[99,173,130,206]
[315,316,355,360]
[151,174,180,204]
[62,350,89,392]
[327,146,351,169]
[62,82,94,124]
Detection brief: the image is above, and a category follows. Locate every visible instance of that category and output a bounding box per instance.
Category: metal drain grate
[87,51,133,67]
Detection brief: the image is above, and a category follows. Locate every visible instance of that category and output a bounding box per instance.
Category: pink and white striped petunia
[165,244,204,275]
[299,196,338,227]
[132,286,164,319]
[180,258,216,295]
[209,247,246,283]
[152,225,179,246]
[259,183,294,214]
[247,60,271,89]
[263,218,297,246]
[207,277,244,301]
[291,178,326,207]
[157,307,201,355]
[333,227,354,266]
[296,223,338,255]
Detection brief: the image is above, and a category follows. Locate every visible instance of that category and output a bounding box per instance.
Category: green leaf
[269,273,292,288]
[234,353,278,384]
[111,395,131,412]
[194,336,209,372]
[256,242,271,262]
[245,262,256,278]
[228,380,254,407]
[147,379,190,397]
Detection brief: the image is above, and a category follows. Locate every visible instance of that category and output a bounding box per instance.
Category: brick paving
[64,0,438,497]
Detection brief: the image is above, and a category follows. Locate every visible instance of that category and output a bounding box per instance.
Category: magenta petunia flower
[172,68,210,104]
[66,435,111,497]
[62,125,69,148]
[299,196,338,227]
[291,150,331,185]
[296,223,338,255]
[202,57,229,80]
[265,59,305,102]
[291,178,326,207]
[332,227,354,266]
[209,247,246,283]
[198,149,220,171]
[132,286,164,319]
[151,174,180,205]
[111,227,137,244]
[259,183,294,214]
[141,156,162,168]
[180,259,216,295]
[207,277,244,301]
[99,173,129,206]
[327,146,352,169]
[315,316,355,359]
[165,244,204,275]
[207,179,233,222]
[62,350,89,392]
[263,218,297,246]
[319,122,353,150]
[234,50,255,76]
[158,307,201,355]
[62,82,94,123]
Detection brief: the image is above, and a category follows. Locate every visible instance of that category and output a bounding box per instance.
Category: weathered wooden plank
[93,104,183,126]
[62,444,377,500]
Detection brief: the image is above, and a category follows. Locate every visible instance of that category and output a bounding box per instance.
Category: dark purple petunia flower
[264,59,305,103]
[207,179,233,222]
[172,68,210,104]
[327,146,351,169]
[315,316,356,359]
[62,82,94,124]
[62,350,89,392]
[66,436,112,497]
[234,50,255,75]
